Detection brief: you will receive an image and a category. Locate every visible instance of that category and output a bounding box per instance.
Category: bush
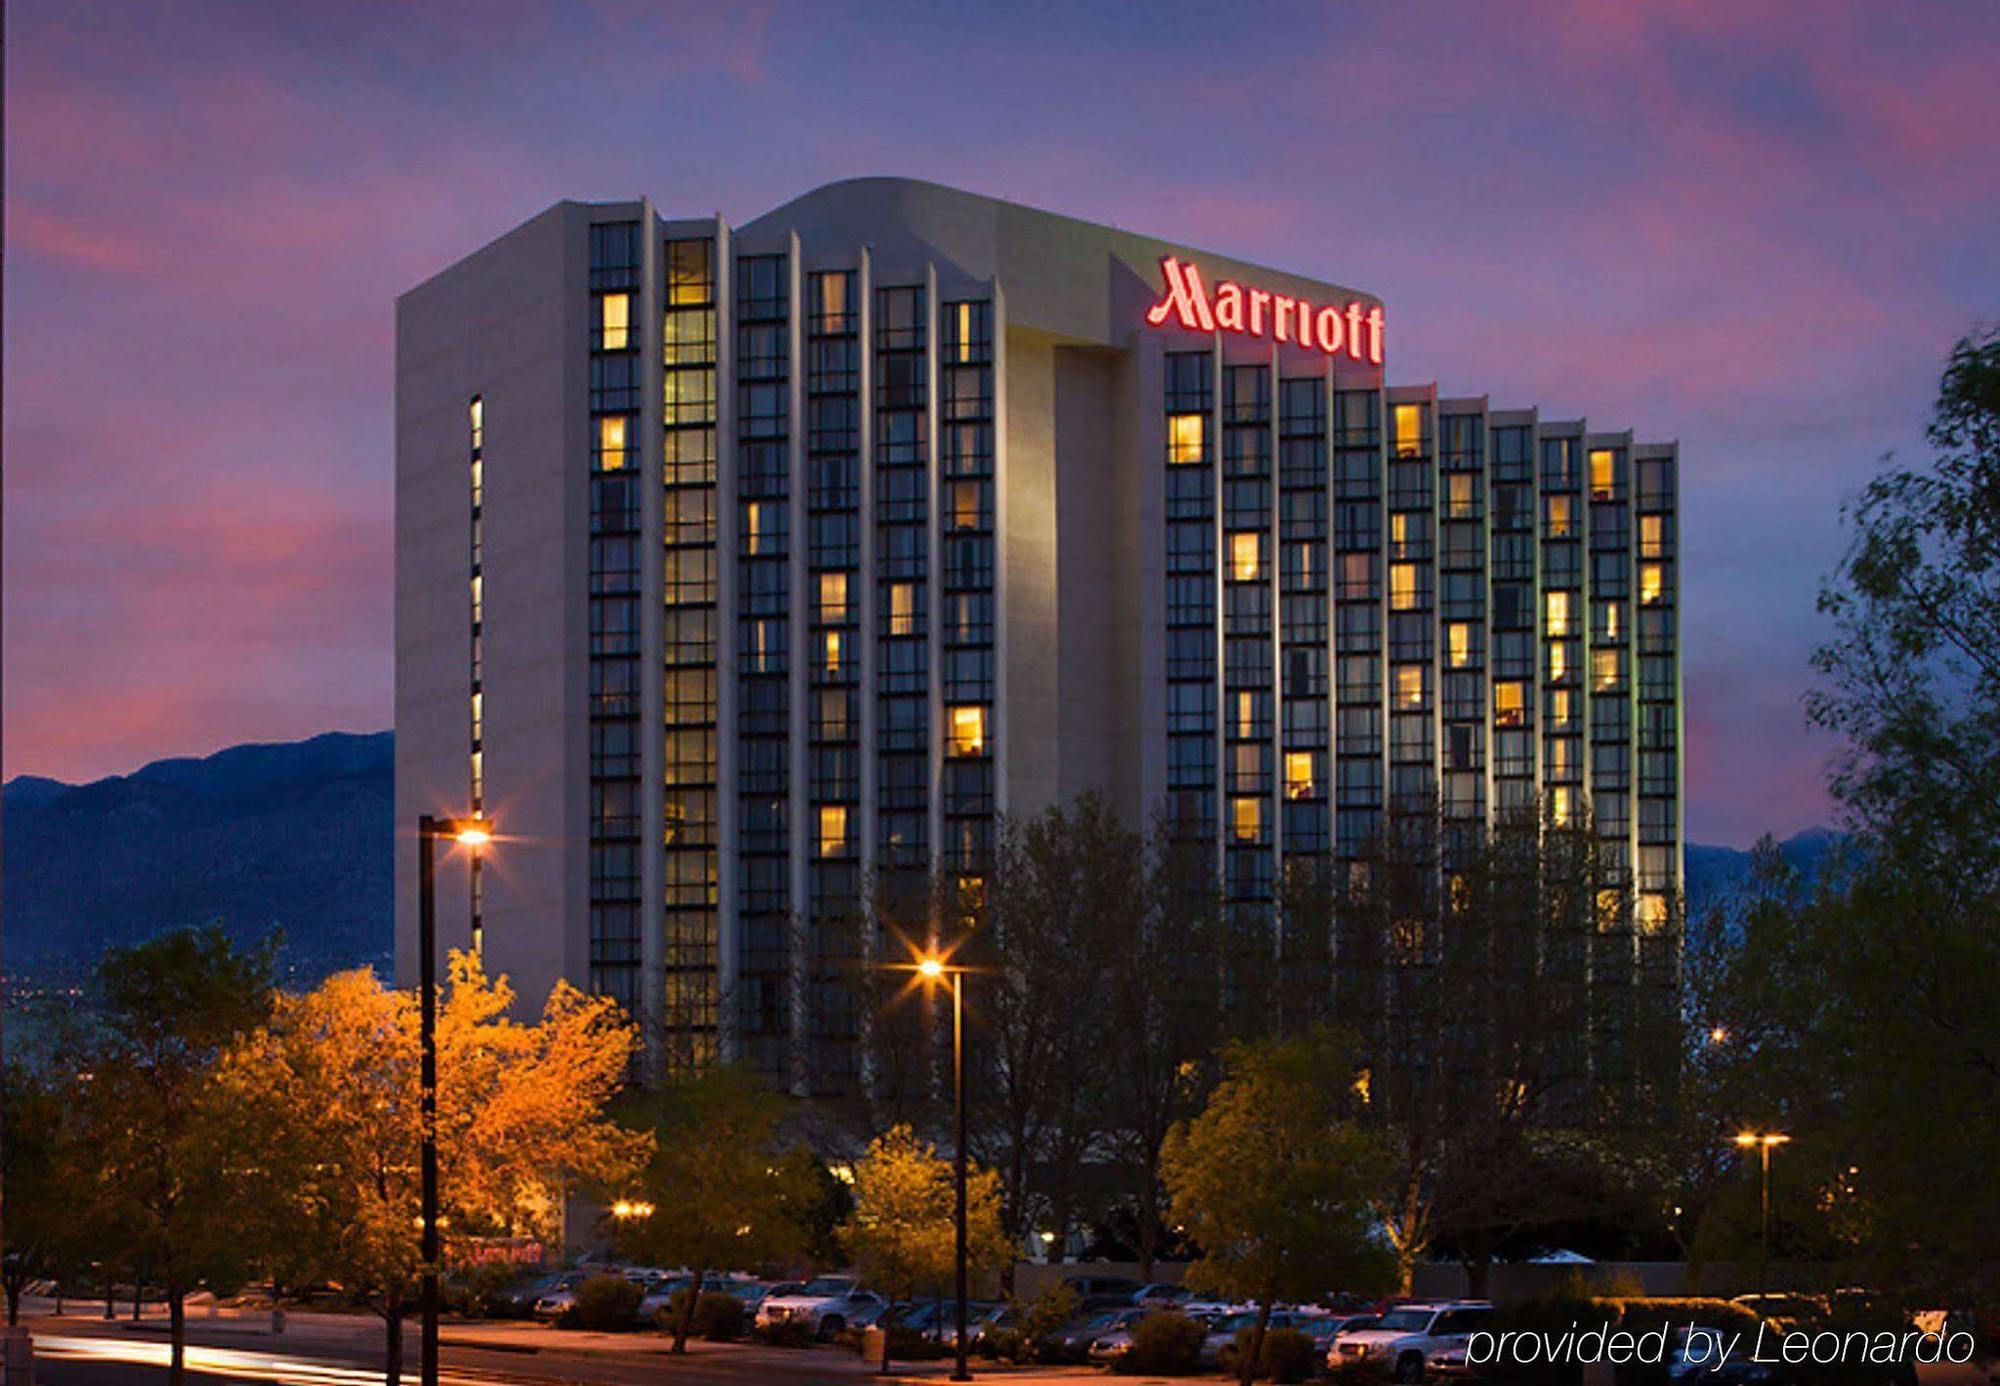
[1259,1327,1321,1383]
[560,1274,641,1331]
[1114,1312,1206,1376]
[753,1315,816,1349]
[659,1289,746,1341]
[1022,1282,1081,1342]
[885,1325,948,1360]
[974,1326,1026,1362]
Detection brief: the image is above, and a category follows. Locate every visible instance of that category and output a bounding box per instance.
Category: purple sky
[7,1,1999,845]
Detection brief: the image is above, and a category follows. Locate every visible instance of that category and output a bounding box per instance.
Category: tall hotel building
[396,178,1682,1086]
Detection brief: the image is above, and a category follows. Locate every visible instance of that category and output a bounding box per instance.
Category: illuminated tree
[1164,1028,1391,1386]
[218,957,647,1384]
[841,1124,1008,1374]
[612,1064,819,1351]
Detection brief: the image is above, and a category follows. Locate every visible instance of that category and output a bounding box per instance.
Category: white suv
[754,1276,884,1338]
[1328,1302,1494,1382]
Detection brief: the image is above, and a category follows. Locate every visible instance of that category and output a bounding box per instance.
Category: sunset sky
[7,1,1999,846]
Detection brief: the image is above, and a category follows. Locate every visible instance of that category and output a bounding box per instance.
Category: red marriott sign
[1145,256,1383,365]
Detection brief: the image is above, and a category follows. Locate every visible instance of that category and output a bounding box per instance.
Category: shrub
[1114,1311,1205,1376]
[560,1274,641,1331]
[754,1315,816,1349]
[1022,1282,1081,1344]
[885,1325,948,1360]
[1259,1327,1321,1383]
[659,1289,746,1341]
[974,1326,1026,1362]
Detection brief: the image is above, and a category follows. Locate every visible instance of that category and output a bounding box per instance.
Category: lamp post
[417,814,491,1386]
[911,955,972,1383]
[1733,1131,1790,1300]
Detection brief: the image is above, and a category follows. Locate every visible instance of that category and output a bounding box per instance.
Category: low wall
[1411,1262,1849,1303]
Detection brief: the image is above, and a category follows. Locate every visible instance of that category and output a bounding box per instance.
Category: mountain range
[2,731,1836,983]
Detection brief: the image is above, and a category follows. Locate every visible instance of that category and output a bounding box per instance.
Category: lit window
[1545,590,1572,636]
[818,804,849,858]
[888,582,918,635]
[1447,622,1473,667]
[1390,512,1410,551]
[1639,563,1665,606]
[1168,413,1206,465]
[1232,797,1263,842]
[822,630,843,675]
[1593,649,1620,691]
[469,397,483,446]
[1551,784,1574,827]
[954,302,974,363]
[818,572,848,624]
[597,415,629,470]
[1447,473,1475,518]
[1285,752,1315,800]
[815,271,851,333]
[946,480,981,532]
[948,705,986,756]
[599,293,632,351]
[1231,532,1262,582]
[1590,449,1616,500]
[817,688,851,740]
[470,573,482,617]
[1393,403,1424,458]
[1395,664,1426,708]
[469,749,483,799]
[470,691,482,733]
[1549,688,1574,727]
[1637,893,1670,931]
[470,456,482,498]
[1235,691,1258,740]
[744,501,774,554]
[1603,602,1622,642]
[1639,514,1665,558]
[1546,494,1574,537]
[1494,681,1525,727]
[1596,887,1625,928]
[1549,641,1570,683]
[1390,563,1418,611]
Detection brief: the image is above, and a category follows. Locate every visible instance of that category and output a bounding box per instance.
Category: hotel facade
[395,178,1682,1088]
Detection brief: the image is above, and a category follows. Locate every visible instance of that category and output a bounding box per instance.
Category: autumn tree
[841,1124,1008,1374]
[1,1062,93,1324]
[83,926,277,1385]
[1164,1028,1392,1386]
[219,956,647,1384]
[612,1064,818,1352]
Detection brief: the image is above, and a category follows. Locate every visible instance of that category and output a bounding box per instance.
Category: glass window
[1495,681,1526,727]
[817,804,850,859]
[1590,448,1618,500]
[598,293,632,351]
[1168,413,1206,465]
[948,705,987,756]
[595,415,630,471]
[1231,532,1263,582]
[1546,590,1573,637]
[1393,402,1425,458]
[1285,751,1316,800]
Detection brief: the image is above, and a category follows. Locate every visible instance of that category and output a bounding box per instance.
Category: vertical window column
[1222,363,1275,906]
[1332,388,1384,859]
[468,395,485,958]
[1539,433,1586,830]
[1163,350,1217,844]
[1386,397,1436,817]
[586,220,643,1012]
[661,236,720,1064]
[1488,422,1539,822]
[1278,377,1329,859]
[939,299,995,885]
[1438,410,1487,825]
[734,252,793,1079]
[873,285,931,883]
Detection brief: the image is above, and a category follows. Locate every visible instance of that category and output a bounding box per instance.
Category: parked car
[487,1271,563,1318]
[1046,1306,1148,1359]
[1327,1301,1494,1382]
[1200,1309,1322,1368]
[530,1271,592,1320]
[1303,1313,1380,1352]
[1130,1282,1193,1307]
[755,1275,885,1338]
[932,1301,1004,1347]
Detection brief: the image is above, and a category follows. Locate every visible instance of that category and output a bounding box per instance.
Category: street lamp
[1732,1131,1790,1300]
[897,951,973,1383]
[417,814,491,1386]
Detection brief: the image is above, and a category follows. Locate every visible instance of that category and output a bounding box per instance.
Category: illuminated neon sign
[1145,256,1383,365]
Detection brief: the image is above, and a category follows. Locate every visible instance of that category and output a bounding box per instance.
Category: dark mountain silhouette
[3,731,393,982]
[3,729,1843,984]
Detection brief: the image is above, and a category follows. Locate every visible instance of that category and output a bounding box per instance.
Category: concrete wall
[395,201,597,1011]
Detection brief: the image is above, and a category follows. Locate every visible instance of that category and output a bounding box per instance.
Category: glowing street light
[416,813,492,1386]
[1732,1131,1790,1299]
[889,949,974,1383]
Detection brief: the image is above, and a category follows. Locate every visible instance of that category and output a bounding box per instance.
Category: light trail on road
[35,1334,508,1386]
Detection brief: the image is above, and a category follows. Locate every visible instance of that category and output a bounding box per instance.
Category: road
[19,1302,955,1385]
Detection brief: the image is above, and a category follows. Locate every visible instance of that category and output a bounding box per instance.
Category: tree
[612,1064,818,1352]
[1,1063,92,1324]
[217,956,647,1384]
[1163,1028,1392,1386]
[1761,323,2000,1300]
[83,926,277,1385]
[841,1124,1008,1374]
